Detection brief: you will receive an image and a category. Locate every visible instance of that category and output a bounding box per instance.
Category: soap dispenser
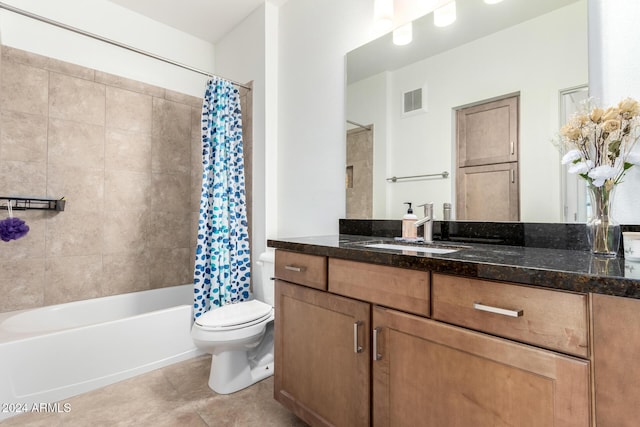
[402,202,418,239]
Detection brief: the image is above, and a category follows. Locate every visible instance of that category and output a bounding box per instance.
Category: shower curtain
[193,77,251,319]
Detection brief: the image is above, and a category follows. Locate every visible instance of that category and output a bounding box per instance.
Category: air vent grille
[403,88,423,114]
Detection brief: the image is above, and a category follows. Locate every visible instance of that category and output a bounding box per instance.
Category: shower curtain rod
[347,120,372,130]
[0,1,251,90]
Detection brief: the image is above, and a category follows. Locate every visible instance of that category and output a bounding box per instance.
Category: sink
[363,243,459,254]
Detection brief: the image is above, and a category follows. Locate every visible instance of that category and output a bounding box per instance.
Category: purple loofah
[0,217,30,242]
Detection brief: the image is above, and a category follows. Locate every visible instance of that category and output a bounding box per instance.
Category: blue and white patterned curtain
[193,77,251,319]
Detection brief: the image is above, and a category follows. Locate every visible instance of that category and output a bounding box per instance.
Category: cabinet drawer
[329,258,430,317]
[275,250,327,290]
[432,273,588,357]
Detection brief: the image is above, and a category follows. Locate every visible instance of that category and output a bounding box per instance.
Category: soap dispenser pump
[402,202,418,239]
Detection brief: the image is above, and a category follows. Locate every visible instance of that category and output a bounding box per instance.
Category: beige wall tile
[149,247,192,288]
[45,255,103,304]
[151,173,191,213]
[105,128,152,173]
[148,211,191,249]
[104,169,150,211]
[0,61,48,115]
[190,169,203,213]
[49,72,105,126]
[1,46,49,69]
[0,258,45,312]
[47,164,104,212]
[165,88,202,108]
[48,118,105,169]
[102,252,151,295]
[0,160,47,196]
[0,110,48,162]
[190,212,200,248]
[0,211,46,260]
[46,212,103,257]
[106,86,152,133]
[0,47,211,313]
[46,57,95,81]
[152,136,190,174]
[103,210,148,254]
[152,98,191,141]
[95,71,165,98]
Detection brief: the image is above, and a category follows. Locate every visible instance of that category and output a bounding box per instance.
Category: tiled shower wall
[0,46,252,314]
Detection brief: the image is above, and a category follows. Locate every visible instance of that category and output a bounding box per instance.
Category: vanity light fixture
[484,0,504,4]
[393,22,413,45]
[373,0,394,32]
[434,1,456,27]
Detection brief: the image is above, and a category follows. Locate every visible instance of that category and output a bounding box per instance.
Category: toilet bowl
[191,251,275,394]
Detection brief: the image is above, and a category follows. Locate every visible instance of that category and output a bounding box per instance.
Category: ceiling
[348,0,581,84]
[107,0,281,44]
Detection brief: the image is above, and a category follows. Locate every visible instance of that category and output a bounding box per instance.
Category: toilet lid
[195,300,273,329]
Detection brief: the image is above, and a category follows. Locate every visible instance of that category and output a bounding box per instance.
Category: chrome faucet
[414,202,434,243]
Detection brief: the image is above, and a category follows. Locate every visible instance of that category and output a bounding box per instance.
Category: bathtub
[0,284,202,421]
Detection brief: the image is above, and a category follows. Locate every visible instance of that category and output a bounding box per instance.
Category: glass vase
[586,184,620,257]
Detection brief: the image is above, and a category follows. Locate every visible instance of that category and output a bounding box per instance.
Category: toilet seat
[195,300,273,332]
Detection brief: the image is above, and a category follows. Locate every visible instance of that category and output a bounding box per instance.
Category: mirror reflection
[346,0,587,222]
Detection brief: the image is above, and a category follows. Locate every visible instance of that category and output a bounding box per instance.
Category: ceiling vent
[403,87,426,115]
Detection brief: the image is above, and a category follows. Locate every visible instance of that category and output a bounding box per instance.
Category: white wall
[0,0,215,97]
[348,2,588,222]
[215,4,267,264]
[589,0,640,224]
[277,0,375,237]
[346,72,390,218]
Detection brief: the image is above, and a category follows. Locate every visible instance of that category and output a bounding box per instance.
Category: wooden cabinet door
[275,280,370,427]
[592,294,640,427]
[456,162,519,221]
[372,306,590,427]
[457,95,518,167]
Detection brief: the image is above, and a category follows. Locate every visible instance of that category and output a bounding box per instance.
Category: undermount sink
[363,243,459,254]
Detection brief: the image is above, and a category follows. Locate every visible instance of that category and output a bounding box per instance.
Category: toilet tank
[254,251,275,306]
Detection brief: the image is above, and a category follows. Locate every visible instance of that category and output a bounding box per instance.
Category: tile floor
[0,355,307,426]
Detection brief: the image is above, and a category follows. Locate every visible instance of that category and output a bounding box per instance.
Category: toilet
[191,251,275,394]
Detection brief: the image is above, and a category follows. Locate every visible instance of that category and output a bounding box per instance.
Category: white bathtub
[0,285,202,421]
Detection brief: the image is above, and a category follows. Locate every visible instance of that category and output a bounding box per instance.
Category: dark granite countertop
[267,234,640,299]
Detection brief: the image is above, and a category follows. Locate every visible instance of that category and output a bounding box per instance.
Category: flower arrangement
[559,97,640,256]
[560,97,640,188]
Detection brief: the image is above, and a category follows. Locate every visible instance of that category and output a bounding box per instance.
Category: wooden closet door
[457,95,518,167]
[456,162,519,221]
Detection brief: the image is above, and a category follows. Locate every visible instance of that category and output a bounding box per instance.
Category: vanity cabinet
[592,294,640,426]
[274,249,592,426]
[372,306,590,427]
[274,252,370,427]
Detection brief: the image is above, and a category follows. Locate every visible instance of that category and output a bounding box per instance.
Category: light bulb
[393,22,412,46]
[434,1,456,27]
[374,0,394,32]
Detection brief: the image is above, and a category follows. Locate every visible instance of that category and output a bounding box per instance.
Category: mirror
[346,0,587,222]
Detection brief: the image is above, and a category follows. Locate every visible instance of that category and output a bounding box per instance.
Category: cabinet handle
[372,327,382,361]
[511,169,516,184]
[353,321,363,353]
[284,265,306,272]
[510,140,515,155]
[473,302,523,318]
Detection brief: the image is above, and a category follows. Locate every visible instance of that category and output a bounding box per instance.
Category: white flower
[568,160,593,175]
[626,151,640,165]
[561,149,582,165]
[588,165,618,187]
